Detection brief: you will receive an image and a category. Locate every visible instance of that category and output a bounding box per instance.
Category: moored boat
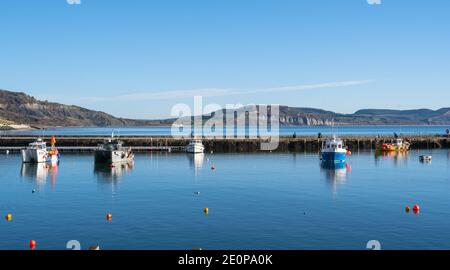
[21,137,59,164]
[94,136,134,164]
[376,138,410,152]
[419,155,432,162]
[320,135,347,164]
[186,139,205,154]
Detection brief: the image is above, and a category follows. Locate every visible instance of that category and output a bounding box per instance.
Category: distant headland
[1,89,449,130]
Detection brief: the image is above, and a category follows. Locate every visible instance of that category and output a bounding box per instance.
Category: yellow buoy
[5,213,12,221]
[203,208,209,214]
[405,206,411,213]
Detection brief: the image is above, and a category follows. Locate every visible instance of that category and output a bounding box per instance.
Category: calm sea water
[2,125,449,137]
[1,150,450,250]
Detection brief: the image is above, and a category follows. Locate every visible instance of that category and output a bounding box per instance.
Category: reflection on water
[3,151,450,250]
[320,162,351,195]
[94,161,134,183]
[374,151,409,166]
[20,162,59,187]
[187,153,205,173]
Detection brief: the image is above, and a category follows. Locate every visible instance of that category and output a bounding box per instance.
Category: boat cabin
[98,139,124,151]
[323,137,344,150]
[394,138,403,145]
[28,139,47,150]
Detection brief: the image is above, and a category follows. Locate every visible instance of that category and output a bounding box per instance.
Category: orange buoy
[5,213,12,221]
[347,150,352,156]
[106,213,113,221]
[29,240,36,250]
[203,208,209,214]
[405,206,411,213]
[413,204,420,213]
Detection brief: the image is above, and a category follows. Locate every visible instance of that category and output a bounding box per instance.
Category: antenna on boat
[40,128,45,140]
[331,119,335,137]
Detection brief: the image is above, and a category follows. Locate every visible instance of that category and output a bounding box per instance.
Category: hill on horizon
[1,89,450,128]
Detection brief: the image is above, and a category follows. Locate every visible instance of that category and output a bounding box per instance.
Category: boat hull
[321,151,347,164]
[21,149,58,164]
[95,150,134,163]
[186,144,205,154]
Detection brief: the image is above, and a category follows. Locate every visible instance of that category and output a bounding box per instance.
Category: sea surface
[1,150,450,250]
[2,125,449,137]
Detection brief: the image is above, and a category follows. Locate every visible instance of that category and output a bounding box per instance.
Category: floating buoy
[89,245,101,250]
[211,165,216,171]
[405,206,411,213]
[32,189,36,194]
[29,240,36,250]
[5,213,12,221]
[347,150,352,156]
[413,204,420,213]
[106,213,113,221]
[203,208,209,214]
[194,192,201,196]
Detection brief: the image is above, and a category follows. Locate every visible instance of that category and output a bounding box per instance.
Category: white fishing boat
[21,137,59,164]
[186,139,205,154]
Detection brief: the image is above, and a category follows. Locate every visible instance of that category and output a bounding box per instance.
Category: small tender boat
[376,138,410,152]
[95,136,134,164]
[320,135,347,164]
[419,155,432,162]
[21,137,59,164]
[186,139,205,154]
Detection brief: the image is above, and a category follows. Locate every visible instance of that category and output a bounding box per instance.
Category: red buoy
[413,204,420,213]
[29,240,36,250]
[106,213,113,221]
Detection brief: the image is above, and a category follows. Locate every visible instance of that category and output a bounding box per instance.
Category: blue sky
[1,0,449,119]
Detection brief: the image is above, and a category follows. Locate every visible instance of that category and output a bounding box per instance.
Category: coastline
[1,135,449,153]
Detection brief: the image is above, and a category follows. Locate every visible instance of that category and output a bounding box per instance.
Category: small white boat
[21,138,59,164]
[186,139,205,154]
[420,155,432,162]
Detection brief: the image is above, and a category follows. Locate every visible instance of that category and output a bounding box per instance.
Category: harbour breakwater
[1,135,450,153]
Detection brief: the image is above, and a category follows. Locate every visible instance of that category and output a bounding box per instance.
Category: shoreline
[1,135,449,153]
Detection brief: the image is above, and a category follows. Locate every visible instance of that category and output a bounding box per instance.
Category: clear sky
[1,0,449,119]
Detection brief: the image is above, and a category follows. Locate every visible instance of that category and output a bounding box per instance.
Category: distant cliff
[0,89,171,128]
[277,107,450,126]
[1,89,450,128]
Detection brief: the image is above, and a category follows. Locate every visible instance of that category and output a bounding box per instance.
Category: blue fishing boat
[320,135,347,164]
